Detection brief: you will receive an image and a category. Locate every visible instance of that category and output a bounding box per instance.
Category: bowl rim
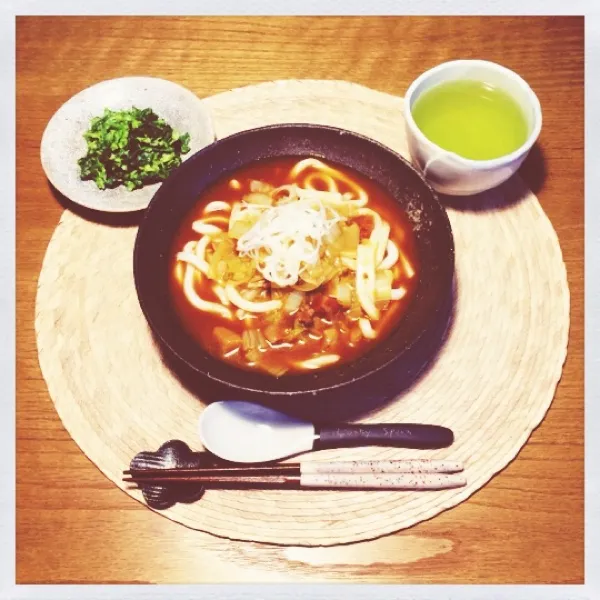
[133,123,455,396]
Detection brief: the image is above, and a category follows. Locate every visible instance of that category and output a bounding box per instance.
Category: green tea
[411,79,529,160]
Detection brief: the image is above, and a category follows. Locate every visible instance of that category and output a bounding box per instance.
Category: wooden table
[16,16,584,584]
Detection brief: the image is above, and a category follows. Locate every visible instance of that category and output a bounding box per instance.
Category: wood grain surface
[15,16,584,584]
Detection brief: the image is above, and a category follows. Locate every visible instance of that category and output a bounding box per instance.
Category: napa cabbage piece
[283,291,305,314]
[300,252,341,288]
[241,329,268,362]
[244,192,273,206]
[228,203,263,239]
[213,327,242,353]
[294,188,365,218]
[207,234,256,284]
[375,269,394,302]
[328,272,355,307]
[293,279,323,292]
[329,221,360,256]
[331,280,353,307]
[323,328,339,346]
[340,222,360,253]
[249,180,274,194]
[330,202,361,219]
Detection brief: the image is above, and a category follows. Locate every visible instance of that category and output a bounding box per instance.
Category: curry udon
[169,157,419,377]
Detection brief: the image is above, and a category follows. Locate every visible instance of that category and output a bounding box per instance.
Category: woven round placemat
[35,80,570,546]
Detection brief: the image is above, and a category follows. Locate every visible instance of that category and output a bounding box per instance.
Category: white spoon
[198,401,454,464]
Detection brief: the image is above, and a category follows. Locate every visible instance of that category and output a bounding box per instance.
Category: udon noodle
[170,157,418,376]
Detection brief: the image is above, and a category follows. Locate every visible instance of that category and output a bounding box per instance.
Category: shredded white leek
[236,196,344,287]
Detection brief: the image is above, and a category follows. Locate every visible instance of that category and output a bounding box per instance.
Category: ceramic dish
[403,60,542,196]
[40,76,215,213]
[133,124,455,415]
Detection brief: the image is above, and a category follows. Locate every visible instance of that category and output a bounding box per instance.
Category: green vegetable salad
[77,107,191,191]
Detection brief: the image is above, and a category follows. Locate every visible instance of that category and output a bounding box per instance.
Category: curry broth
[169,157,419,375]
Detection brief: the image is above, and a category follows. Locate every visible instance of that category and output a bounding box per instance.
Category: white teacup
[403,60,542,196]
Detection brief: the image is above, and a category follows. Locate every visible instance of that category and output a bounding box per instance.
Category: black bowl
[134,124,455,420]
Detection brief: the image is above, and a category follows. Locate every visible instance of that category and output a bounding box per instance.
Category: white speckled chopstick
[299,472,466,490]
[300,459,463,475]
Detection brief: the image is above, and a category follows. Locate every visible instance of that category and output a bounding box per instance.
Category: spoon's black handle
[315,424,454,450]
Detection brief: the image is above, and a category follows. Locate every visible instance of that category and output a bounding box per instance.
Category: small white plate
[40,76,216,213]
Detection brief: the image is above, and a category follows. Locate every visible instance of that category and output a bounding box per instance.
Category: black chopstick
[124,464,299,478]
